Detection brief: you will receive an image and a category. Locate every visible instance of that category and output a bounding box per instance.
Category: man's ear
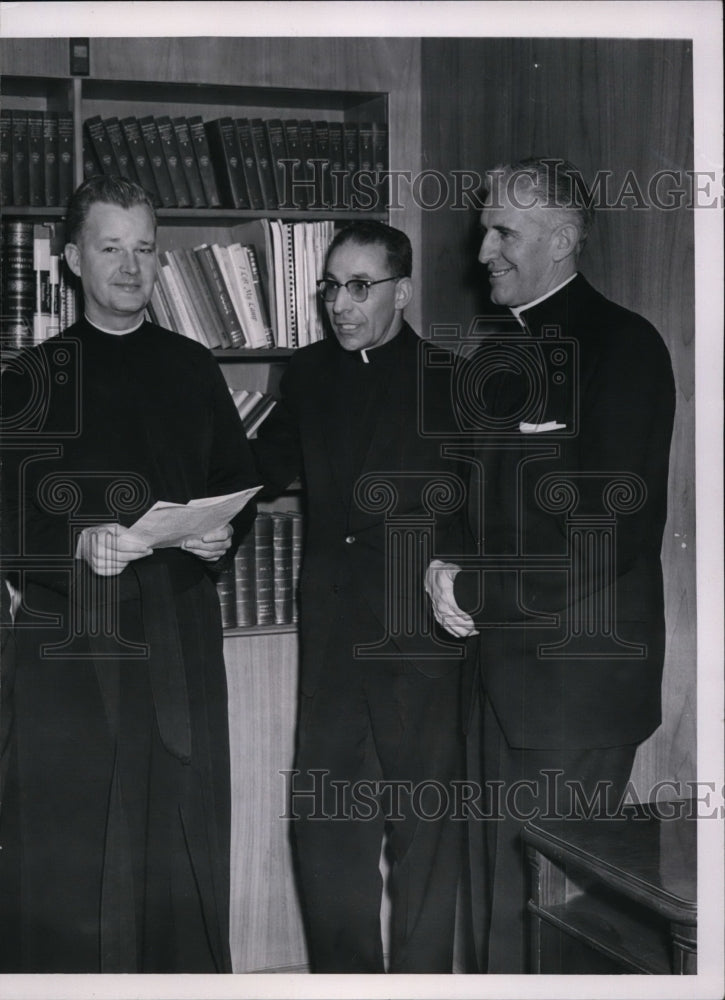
[394,276,413,310]
[551,223,579,263]
[64,243,82,278]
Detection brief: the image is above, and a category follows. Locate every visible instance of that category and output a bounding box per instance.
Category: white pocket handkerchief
[519,421,567,434]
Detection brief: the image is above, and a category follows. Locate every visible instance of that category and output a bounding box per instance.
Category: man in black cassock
[0,176,257,972]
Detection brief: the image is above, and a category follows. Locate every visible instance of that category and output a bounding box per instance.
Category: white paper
[125,486,262,549]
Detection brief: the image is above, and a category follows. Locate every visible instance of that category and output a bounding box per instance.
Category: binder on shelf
[235,118,265,211]
[104,115,139,184]
[42,111,60,207]
[27,110,45,207]
[1,109,14,206]
[171,116,207,208]
[156,115,192,208]
[188,115,221,208]
[204,117,250,210]
[120,116,159,202]
[11,110,29,206]
[139,115,175,208]
[57,112,74,206]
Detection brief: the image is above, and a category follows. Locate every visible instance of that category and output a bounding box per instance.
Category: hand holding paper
[125,486,262,550]
[181,523,234,562]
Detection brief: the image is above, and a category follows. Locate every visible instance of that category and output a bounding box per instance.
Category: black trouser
[292,654,464,973]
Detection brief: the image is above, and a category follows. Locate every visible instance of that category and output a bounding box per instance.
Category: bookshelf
[0,35,423,973]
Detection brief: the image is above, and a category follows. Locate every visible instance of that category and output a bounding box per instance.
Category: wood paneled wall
[419,38,696,797]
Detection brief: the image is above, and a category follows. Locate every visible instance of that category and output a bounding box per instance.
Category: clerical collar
[510,273,578,326]
[84,314,145,336]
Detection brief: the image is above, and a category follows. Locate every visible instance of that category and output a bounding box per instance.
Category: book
[282,119,305,210]
[233,530,257,628]
[249,117,279,210]
[57,112,74,206]
[139,115,175,208]
[253,513,275,626]
[298,119,318,210]
[225,243,271,349]
[235,118,265,211]
[84,115,118,178]
[327,121,345,210]
[27,110,45,207]
[244,244,275,348]
[171,117,207,208]
[82,133,101,181]
[2,220,34,348]
[32,223,51,345]
[268,219,289,348]
[156,115,192,208]
[192,243,246,348]
[264,118,289,209]
[204,117,250,210]
[1,109,13,206]
[104,115,139,184]
[357,121,375,210]
[245,395,277,438]
[163,247,215,348]
[342,121,360,209]
[188,115,221,208]
[371,121,389,211]
[42,111,59,207]
[216,564,237,630]
[157,257,206,346]
[177,246,228,349]
[272,513,294,625]
[120,116,159,202]
[291,512,303,622]
[313,120,332,209]
[11,110,29,206]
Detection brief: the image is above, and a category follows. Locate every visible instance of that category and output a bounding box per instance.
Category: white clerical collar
[510,273,578,325]
[85,314,145,336]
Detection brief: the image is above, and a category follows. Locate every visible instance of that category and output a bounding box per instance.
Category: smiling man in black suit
[425,157,676,973]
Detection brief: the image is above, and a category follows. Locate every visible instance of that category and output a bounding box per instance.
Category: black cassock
[0,319,257,972]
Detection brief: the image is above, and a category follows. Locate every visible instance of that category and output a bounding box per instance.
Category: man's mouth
[489,267,514,279]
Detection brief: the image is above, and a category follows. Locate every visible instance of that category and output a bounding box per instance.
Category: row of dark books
[82,114,389,212]
[147,220,334,351]
[217,512,303,630]
[1,110,75,208]
[1,220,79,349]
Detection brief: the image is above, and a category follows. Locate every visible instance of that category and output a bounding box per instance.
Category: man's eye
[349,281,366,295]
[137,248,154,255]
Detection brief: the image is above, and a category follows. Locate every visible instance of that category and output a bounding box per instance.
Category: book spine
[11,110,29,206]
[282,223,299,349]
[235,118,265,211]
[172,117,207,208]
[138,115,175,208]
[253,513,275,626]
[313,120,332,210]
[27,110,45,207]
[327,121,346,210]
[121,117,159,202]
[233,531,257,628]
[358,121,375,211]
[343,122,360,210]
[2,220,35,348]
[179,247,227,349]
[165,248,214,348]
[297,119,319,210]
[193,244,246,348]
[188,116,222,208]
[216,564,237,630]
[272,513,294,625]
[249,118,279,210]
[282,119,305,210]
[244,245,275,348]
[156,115,192,208]
[264,119,289,210]
[245,396,277,438]
[204,117,250,210]
[291,512,303,623]
[371,121,389,211]
[84,115,119,178]
[32,223,51,345]
[1,109,14,206]
[103,116,139,184]
[42,112,59,208]
[157,257,204,344]
[225,243,268,349]
[57,113,74,206]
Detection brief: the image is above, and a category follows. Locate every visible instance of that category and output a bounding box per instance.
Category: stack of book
[229,388,277,439]
[1,109,75,208]
[146,219,334,350]
[216,511,303,630]
[1,220,79,349]
[82,114,389,212]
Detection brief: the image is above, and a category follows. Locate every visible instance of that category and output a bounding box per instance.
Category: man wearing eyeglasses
[252,221,467,973]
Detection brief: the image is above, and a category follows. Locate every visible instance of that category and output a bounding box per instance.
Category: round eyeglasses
[316,276,402,303]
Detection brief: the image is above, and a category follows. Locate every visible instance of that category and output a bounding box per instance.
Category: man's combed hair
[65,175,157,245]
[486,157,596,253]
[326,220,413,277]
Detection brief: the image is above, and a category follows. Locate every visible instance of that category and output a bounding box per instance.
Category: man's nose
[478,231,499,264]
[331,284,353,312]
[120,250,140,272]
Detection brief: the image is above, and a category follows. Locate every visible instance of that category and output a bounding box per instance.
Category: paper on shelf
[125,486,262,549]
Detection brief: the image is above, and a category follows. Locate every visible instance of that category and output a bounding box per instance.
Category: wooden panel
[420,38,696,797]
[0,37,68,76]
[224,630,308,972]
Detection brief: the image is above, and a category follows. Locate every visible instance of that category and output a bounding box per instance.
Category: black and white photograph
[0,2,722,999]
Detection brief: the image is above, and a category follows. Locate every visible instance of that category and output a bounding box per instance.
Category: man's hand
[424,558,478,638]
[75,523,153,576]
[181,523,234,562]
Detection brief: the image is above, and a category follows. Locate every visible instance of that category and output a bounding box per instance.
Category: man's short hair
[326,220,413,278]
[65,175,157,245]
[485,157,595,254]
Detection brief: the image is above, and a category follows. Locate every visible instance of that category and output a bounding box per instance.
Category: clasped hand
[76,523,233,576]
[424,558,479,638]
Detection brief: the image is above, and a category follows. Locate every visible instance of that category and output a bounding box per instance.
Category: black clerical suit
[0,319,257,973]
[453,274,676,972]
[252,322,467,973]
